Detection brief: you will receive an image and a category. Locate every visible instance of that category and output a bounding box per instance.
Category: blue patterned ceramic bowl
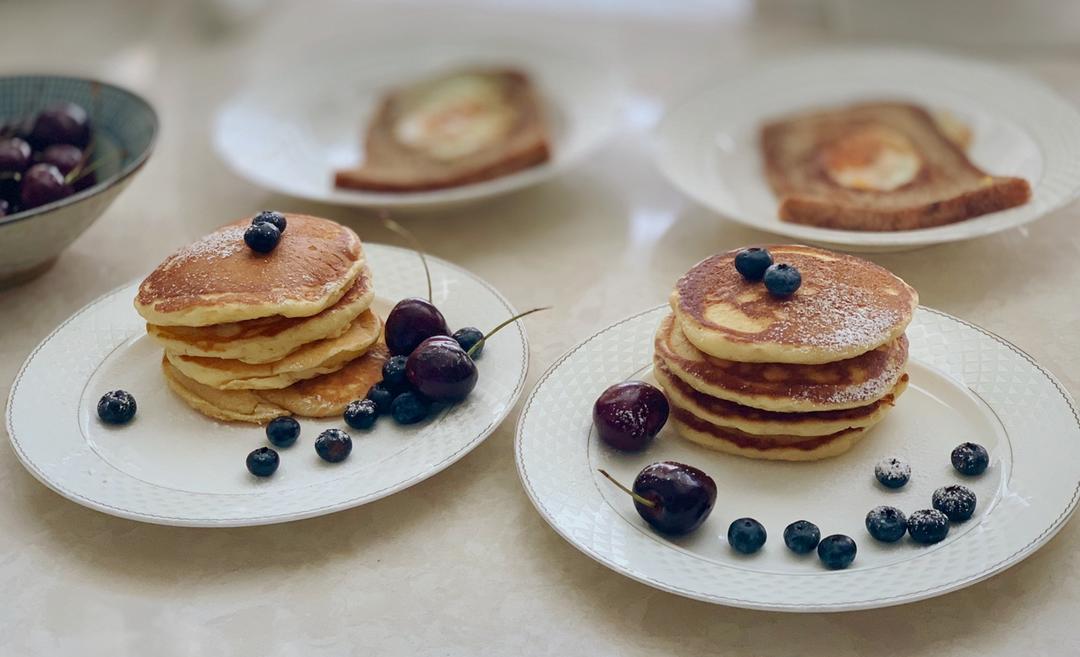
[0,75,157,286]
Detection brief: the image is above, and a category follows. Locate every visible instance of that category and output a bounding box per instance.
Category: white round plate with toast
[214,36,624,210]
[6,245,529,527]
[655,49,1080,251]
[516,305,1080,611]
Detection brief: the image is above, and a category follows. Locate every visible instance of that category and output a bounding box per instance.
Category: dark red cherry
[600,462,717,535]
[405,336,478,401]
[20,163,73,209]
[40,144,83,176]
[384,298,450,356]
[0,137,31,174]
[593,381,669,452]
[29,102,90,148]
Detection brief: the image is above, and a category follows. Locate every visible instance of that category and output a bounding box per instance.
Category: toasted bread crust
[778,176,1031,231]
[762,102,1031,231]
[334,69,550,192]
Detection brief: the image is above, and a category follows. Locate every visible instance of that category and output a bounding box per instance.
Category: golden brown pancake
[147,266,375,364]
[655,313,908,412]
[163,343,388,424]
[668,408,871,461]
[654,356,908,436]
[162,357,290,424]
[261,342,389,417]
[166,310,382,390]
[670,245,918,364]
[135,214,365,327]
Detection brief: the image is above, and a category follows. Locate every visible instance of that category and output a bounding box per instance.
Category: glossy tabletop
[2,2,1079,655]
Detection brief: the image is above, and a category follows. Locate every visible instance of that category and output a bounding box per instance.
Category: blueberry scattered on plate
[728,517,767,554]
[907,509,950,544]
[391,391,430,425]
[246,447,279,477]
[932,485,977,522]
[97,390,137,424]
[951,442,989,476]
[381,355,410,393]
[865,506,907,543]
[783,520,821,554]
[344,399,378,430]
[734,247,773,281]
[452,326,485,356]
[874,456,911,489]
[763,263,802,297]
[817,534,857,570]
[265,416,300,447]
[244,221,280,253]
[315,428,352,463]
[366,382,395,415]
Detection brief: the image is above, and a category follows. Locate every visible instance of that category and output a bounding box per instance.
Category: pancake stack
[135,214,388,424]
[656,245,918,461]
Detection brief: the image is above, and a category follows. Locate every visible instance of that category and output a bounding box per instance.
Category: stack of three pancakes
[655,245,918,461]
[134,214,388,424]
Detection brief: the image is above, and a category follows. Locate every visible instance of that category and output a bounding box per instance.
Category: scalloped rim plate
[213,36,624,209]
[7,244,528,527]
[655,49,1080,251]
[516,305,1080,611]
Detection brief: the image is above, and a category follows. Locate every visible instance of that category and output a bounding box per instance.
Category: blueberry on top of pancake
[135,214,365,327]
[670,245,917,365]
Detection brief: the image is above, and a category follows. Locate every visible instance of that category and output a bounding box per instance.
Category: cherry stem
[65,145,123,184]
[468,306,551,357]
[381,213,432,304]
[597,469,656,508]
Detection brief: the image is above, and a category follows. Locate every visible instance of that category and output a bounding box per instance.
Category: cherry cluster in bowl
[0,102,98,218]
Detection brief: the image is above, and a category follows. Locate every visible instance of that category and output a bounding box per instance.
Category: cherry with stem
[381,213,432,304]
[597,469,656,508]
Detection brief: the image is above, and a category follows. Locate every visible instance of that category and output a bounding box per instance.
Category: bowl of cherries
[0,75,157,287]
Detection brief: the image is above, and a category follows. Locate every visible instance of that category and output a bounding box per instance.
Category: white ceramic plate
[655,49,1080,251]
[214,35,624,209]
[516,305,1080,611]
[6,244,529,527]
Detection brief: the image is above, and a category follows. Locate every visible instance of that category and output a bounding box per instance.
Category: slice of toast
[334,69,550,192]
[761,102,1030,231]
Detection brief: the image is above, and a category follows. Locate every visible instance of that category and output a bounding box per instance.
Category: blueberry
[865,506,907,543]
[817,534,857,570]
[315,428,352,463]
[244,221,280,253]
[381,355,410,393]
[783,520,821,554]
[366,382,395,414]
[932,485,977,522]
[763,263,802,297]
[97,390,137,424]
[265,416,300,447]
[391,391,430,425]
[251,210,287,233]
[874,456,911,489]
[951,442,989,476]
[733,247,773,281]
[907,509,950,544]
[452,327,485,357]
[727,517,767,554]
[344,399,378,430]
[246,447,279,477]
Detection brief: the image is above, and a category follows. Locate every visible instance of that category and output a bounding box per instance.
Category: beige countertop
[2,2,1080,655]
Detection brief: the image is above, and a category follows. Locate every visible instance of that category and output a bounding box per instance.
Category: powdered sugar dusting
[773,280,904,351]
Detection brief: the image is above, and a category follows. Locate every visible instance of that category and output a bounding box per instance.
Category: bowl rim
[0,74,159,229]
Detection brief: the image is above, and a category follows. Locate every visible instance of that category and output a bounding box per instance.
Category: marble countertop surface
[2,1,1079,655]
